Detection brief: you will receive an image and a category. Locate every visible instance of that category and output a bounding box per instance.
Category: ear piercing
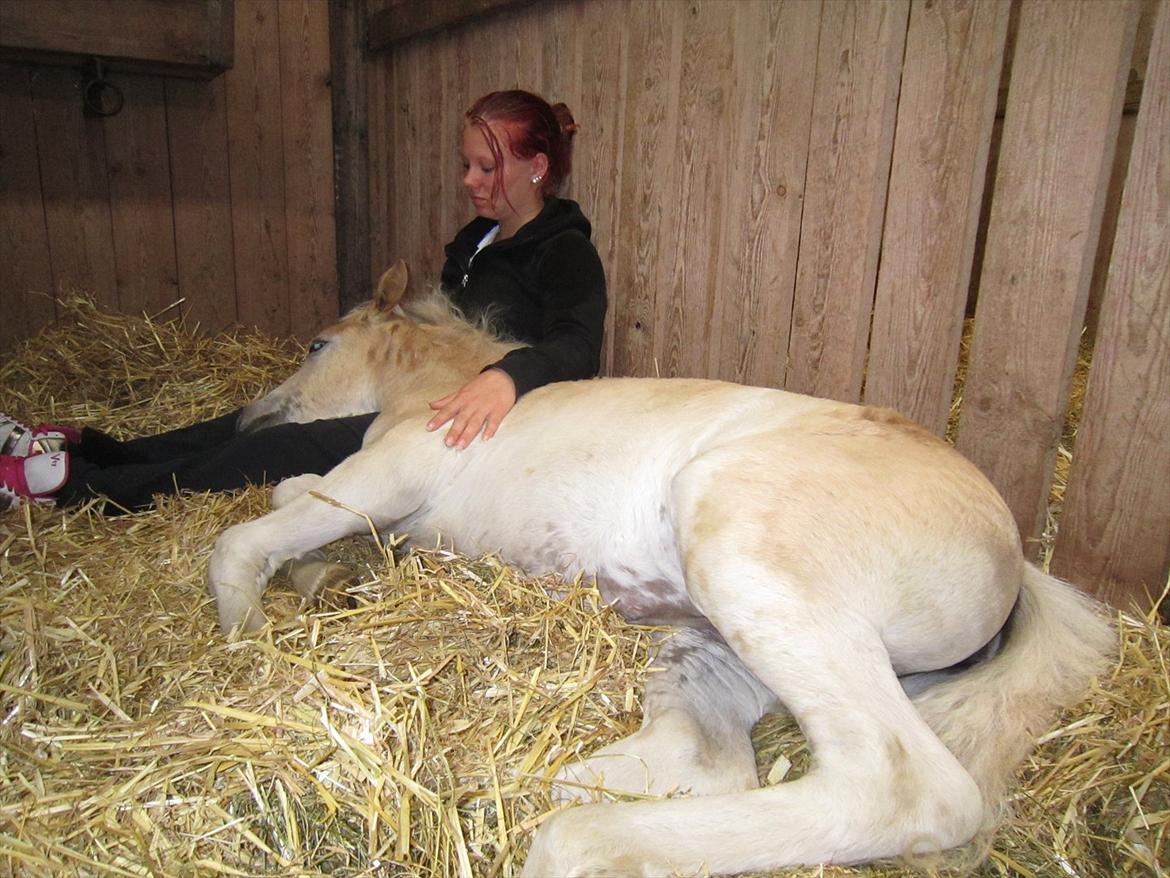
[532,175,544,184]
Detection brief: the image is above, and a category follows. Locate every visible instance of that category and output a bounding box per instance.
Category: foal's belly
[405,457,701,626]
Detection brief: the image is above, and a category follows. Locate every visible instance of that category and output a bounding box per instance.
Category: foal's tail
[911,564,1115,826]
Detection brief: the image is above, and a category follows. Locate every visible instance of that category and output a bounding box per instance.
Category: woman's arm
[428,230,607,448]
[489,230,607,397]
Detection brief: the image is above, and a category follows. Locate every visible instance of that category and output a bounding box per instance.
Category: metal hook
[82,57,124,118]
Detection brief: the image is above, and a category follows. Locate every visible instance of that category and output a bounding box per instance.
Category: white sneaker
[0,412,73,457]
[0,451,70,510]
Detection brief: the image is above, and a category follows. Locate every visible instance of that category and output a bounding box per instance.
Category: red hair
[466,89,578,206]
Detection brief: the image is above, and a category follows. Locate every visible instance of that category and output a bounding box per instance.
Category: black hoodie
[440,198,607,399]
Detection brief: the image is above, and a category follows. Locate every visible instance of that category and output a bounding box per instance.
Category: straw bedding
[0,300,1165,878]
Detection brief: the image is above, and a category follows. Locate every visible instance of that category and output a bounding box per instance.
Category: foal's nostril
[237,400,294,434]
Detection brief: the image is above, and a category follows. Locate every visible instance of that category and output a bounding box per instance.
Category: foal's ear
[374,259,410,312]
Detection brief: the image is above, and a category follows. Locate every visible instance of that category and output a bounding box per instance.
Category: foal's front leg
[207,430,432,634]
[271,473,324,509]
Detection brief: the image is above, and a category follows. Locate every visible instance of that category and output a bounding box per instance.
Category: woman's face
[461,122,545,229]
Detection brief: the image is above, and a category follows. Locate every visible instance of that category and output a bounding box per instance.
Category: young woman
[0,90,606,513]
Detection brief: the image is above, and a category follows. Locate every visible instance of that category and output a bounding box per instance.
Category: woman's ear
[532,152,550,181]
[374,259,410,312]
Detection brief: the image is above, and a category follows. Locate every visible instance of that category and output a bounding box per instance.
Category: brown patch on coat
[884,734,924,815]
[804,404,949,449]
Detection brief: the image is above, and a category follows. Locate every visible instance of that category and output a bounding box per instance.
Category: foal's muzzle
[236,400,294,434]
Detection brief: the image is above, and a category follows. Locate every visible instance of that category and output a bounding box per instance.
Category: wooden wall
[366,0,1169,612]
[0,0,338,352]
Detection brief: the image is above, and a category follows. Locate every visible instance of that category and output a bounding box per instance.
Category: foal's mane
[396,289,519,353]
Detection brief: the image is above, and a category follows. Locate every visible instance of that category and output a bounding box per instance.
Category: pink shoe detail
[0,451,69,510]
[0,412,76,456]
[35,423,82,445]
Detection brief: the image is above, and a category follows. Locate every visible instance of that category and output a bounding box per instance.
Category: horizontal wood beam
[0,0,233,80]
[367,0,541,51]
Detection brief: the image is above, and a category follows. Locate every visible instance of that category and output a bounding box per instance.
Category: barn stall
[0,0,1167,875]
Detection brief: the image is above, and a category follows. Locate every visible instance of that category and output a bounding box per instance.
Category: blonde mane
[341,288,522,423]
[399,287,517,347]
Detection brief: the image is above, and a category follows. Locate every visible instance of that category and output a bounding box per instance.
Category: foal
[209,265,1113,876]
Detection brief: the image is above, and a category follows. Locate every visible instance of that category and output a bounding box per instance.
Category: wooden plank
[330,0,371,313]
[611,0,682,378]
[1084,0,1162,330]
[864,0,1010,433]
[102,74,180,318]
[509,6,545,93]
[166,75,237,333]
[785,0,909,403]
[439,25,474,256]
[278,0,338,337]
[1051,0,1170,611]
[390,43,422,281]
[225,0,289,336]
[656,0,735,379]
[539,0,582,138]
[572,0,625,376]
[712,0,819,389]
[0,65,56,354]
[414,38,446,283]
[956,0,1139,550]
[0,0,234,79]
[28,65,118,312]
[366,46,391,285]
[368,0,539,51]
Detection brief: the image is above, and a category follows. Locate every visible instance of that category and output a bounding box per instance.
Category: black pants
[58,409,377,512]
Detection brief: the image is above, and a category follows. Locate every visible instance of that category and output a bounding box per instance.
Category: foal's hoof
[287,559,357,609]
[523,806,666,877]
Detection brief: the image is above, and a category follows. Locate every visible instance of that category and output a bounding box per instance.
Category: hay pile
[1,301,1166,877]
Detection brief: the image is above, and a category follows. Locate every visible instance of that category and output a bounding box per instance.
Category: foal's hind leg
[554,626,777,800]
[526,561,986,876]
[524,462,987,875]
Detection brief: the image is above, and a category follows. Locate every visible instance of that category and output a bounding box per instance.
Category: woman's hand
[427,368,517,448]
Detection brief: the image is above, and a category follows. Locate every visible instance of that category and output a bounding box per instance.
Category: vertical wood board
[864,0,1010,434]
[611,1,683,378]
[103,75,180,318]
[414,38,446,283]
[656,0,735,380]
[225,0,290,336]
[439,26,473,268]
[279,0,339,337]
[785,0,909,403]
[713,0,819,389]
[166,76,238,332]
[390,44,422,284]
[0,65,56,353]
[28,66,118,312]
[574,0,626,376]
[956,0,1140,547]
[1051,0,1170,608]
[331,0,372,312]
[367,50,392,284]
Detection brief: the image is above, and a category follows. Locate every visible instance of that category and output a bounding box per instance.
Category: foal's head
[237,261,516,434]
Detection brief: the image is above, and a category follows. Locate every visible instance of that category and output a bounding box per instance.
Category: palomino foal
[208,264,1112,876]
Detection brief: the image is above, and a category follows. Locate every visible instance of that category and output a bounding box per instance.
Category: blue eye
[308,339,327,354]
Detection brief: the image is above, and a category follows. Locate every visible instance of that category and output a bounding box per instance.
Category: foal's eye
[308,339,327,354]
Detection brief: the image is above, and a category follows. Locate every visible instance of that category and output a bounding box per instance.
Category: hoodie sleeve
[488,230,607,398]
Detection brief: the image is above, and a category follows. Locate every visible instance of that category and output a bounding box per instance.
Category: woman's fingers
[448,408,489,449]
[426,397,457,431]
[426,370,516,447]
